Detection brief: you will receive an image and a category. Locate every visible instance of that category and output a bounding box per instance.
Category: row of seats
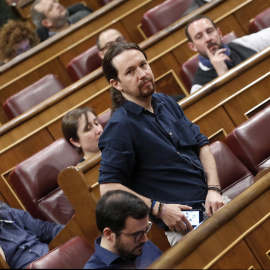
[3,74,64,120]
[3,3,270,120]
[7,109,111,224]
[0,32,239,120]
[66,2,270,85]
[7,104,270,226]
[24,104,270,268]
[1,27,234,120]
[224,105,270,175]
[26,236,94,269]
[66,0,197,83]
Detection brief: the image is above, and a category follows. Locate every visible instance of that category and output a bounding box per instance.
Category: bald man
[97,28,126,59]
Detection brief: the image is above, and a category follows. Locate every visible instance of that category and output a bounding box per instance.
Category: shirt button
[169,132,173,136]
[177,152,180,154]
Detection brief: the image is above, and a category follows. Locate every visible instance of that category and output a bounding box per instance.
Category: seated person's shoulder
[35,26,49,42]
[67,3,94,14]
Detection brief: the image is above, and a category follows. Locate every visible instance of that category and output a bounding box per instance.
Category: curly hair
[0,20,40,62]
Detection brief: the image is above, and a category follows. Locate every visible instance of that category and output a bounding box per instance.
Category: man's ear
[188,41,198,52]
[110,79,122,91]
[217,27,223,39]
[69,138,81,148]
[103,227,116,243]
[41,18,53,28]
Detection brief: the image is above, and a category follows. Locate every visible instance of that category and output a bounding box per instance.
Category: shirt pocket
[172,119,198,146]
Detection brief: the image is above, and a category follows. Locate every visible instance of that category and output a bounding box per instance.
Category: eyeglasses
[99,36,126,51]
[119,221,152,243]
[15,43,31,56]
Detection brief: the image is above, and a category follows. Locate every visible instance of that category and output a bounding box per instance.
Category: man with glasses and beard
[185,15,270,94]
[83,190,162,269]
[31,0,93,41]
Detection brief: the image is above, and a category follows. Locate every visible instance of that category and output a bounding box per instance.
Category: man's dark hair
[96,190,149,236]
[185,15,217,42]
[102,42,147,83]
[102,42,147,113]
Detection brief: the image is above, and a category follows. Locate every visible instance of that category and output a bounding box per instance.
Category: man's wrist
[208,186,222,195]
[152,201,160,216]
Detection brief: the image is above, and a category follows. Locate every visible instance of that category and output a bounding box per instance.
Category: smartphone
[182,209,203,227]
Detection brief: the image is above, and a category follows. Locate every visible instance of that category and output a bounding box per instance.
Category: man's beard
[201,41,223,58]
[138,77,156,98]
[115,238,144,261]
[52,11,69,29]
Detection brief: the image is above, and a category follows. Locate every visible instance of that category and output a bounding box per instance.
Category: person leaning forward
[83,190,162,269]
[97,42,227,246]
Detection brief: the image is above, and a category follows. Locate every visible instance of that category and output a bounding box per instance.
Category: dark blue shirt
[83,236,162,269]
[98,93,209,226]
[0,206,64,269]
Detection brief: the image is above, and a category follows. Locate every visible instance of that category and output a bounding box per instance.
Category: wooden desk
[149,171,270,269]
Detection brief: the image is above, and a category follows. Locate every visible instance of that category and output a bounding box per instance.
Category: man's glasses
[100,36,126,51]
[119,221,152,243]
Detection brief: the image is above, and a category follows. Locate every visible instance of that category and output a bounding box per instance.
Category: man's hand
[205,190,225,216]
[204,45,231,76]
[160,204,194,233]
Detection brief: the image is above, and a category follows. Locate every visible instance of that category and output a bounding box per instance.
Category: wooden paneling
[192,107,235,140]
[223,73,270,126]
[245,97,270,119]
[155,70,187,97]
[0,171,25,210]
[211,240,262,269]
[245,218,270,269]
[233,0,270,34]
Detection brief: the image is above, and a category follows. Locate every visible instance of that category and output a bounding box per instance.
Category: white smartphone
[182,209,203,227]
